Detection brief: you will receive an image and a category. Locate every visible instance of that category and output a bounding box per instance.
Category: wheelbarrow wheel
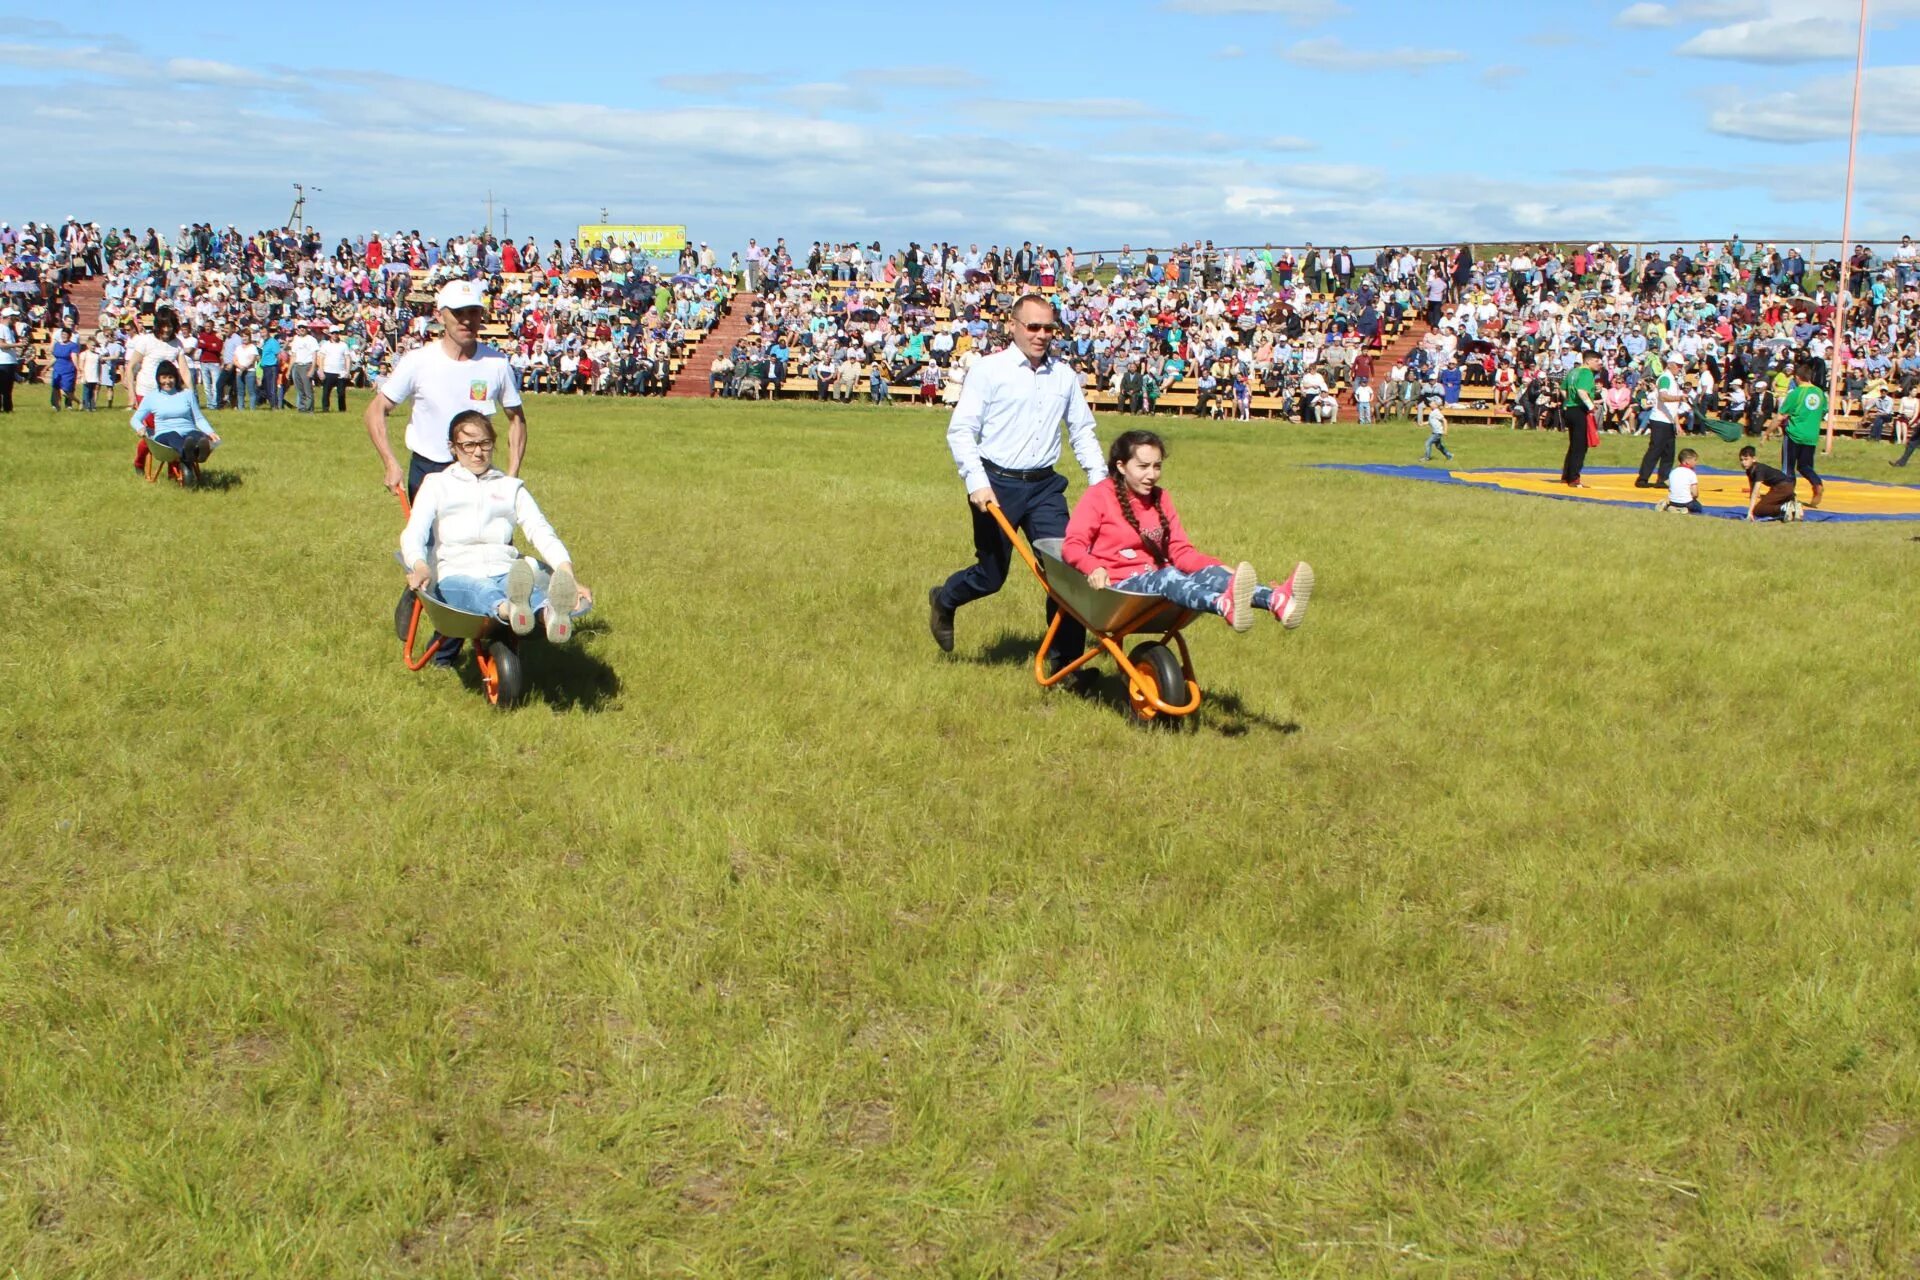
[1128,642,1186,726]
[482,639,526,709]
[393,588,418,642]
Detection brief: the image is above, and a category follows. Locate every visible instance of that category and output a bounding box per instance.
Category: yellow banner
[577,224,687,253]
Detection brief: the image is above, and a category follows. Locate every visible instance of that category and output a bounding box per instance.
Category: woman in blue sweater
[129,361,219,469]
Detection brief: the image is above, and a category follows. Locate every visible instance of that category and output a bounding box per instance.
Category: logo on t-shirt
[1805,392,1823,412]
[470,379,488,401]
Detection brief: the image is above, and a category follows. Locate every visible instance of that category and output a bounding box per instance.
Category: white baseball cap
[435,279,486,311]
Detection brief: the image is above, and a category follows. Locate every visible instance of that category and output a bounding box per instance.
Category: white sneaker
[1219,561,1256,633]
[1784,499,1804,523]
[1268,562,1315,629]
[544,566,576,643]
[505,559,536,634]
[1653,499,1671,512]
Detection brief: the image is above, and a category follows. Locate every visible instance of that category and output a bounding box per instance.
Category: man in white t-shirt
[367,278,528,668]
[1636,350,1689,488]
[288,326,320,412]
[365,277,527,499]
[317,334,352,412]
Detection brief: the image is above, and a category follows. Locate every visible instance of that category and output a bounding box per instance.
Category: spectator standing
[317,331,351,412]
[0,307,24,413]
[289,325,318,412]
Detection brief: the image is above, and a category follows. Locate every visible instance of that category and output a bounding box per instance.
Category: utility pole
[286,183,318,233]
[502,208,509,241]
[486,189,495,239]
[601,206,609,223]
[1826,0,1869,457]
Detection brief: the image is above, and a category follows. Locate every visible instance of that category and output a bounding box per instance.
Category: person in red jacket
[1062,429,1313,632]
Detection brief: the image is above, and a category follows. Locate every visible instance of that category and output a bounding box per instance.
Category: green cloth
[1561,365,1597,409]
[1781,384,1828,445]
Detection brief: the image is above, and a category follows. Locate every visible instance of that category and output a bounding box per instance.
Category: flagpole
[1827,0,1869,455]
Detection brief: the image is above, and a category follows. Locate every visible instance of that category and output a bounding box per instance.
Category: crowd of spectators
[0,216,735,409]
[701,235,1898,443]
[4,215,1905,446]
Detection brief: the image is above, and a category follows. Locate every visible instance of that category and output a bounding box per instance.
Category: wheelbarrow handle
[390,482,411,518]
[984,502,1046,585]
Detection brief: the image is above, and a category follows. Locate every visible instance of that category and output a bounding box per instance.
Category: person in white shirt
[1655,448,1704,514]
[288,327,320,412]
[365,278,527,499]
[928,294,1104,674]
[317,334,352,412]
[0,305,22,414]
[1636,350,1690,489]
[401,411,590,645]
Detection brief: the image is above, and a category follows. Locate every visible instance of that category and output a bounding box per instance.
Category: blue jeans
[1423,433,1453,460]
[1113,564,1274,616]
[238,370,257,409]
[437,570,553,619]
[198,363,220,408]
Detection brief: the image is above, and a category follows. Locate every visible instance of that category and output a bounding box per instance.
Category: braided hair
[1108,429,1170,567]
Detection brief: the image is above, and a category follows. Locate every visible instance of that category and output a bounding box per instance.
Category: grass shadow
[189,469,245,492]
[970,631,1041,669]
[447,621,621,713]
[1198,687,1303,738]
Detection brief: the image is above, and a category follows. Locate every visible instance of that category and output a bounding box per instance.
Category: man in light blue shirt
[929,294,1104,675]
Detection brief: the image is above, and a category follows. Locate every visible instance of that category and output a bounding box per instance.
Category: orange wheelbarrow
[987,502,1203,725]
[389,485,587,710]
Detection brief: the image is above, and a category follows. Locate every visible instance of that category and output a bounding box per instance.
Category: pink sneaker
[1219,561,1255,633]
[1268,562,1314,629]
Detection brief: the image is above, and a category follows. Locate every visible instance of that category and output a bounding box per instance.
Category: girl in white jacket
[400,411,592,643]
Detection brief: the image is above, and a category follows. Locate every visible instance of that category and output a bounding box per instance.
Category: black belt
[984,460,1056,482]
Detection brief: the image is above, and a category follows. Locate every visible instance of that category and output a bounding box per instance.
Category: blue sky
[1,1,1913,253]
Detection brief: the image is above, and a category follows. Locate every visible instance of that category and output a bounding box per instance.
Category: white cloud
[1163,0,1344,20]
[1214,44,1246,58]
[1481,64,1526,87]
[655,72,775,96]
[1279,37,1468,72]
[1710,66,1920,141]
[956,96,1166,128]
[164,58,292,89]
[0,30,1857,252]
[845,66,986,90]
[1273,163,1384,193]
[1677,16,1855,61]
[1616,4,1678,28]
[771,82,881,114]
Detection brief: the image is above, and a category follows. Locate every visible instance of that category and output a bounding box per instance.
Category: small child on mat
[1656,448,1704,514]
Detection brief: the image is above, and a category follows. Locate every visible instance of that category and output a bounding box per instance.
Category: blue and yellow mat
[1317,465,1920,523]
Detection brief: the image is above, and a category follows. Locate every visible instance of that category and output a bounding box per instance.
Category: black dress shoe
[928,587,955,652]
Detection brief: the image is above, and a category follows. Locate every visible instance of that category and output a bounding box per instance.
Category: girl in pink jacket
[1061,429,1313,632]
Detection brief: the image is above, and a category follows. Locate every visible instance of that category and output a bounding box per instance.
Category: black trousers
[1560,406,1589,484]
[1783,440,1821,489]
[320,372,348,411]
[937,466,1084,667]
[0,365,13,412]
[406,452,464,665]
[1636,422,1677,485]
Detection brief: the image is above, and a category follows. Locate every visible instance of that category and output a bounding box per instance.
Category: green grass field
[4,395,1918,1277]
